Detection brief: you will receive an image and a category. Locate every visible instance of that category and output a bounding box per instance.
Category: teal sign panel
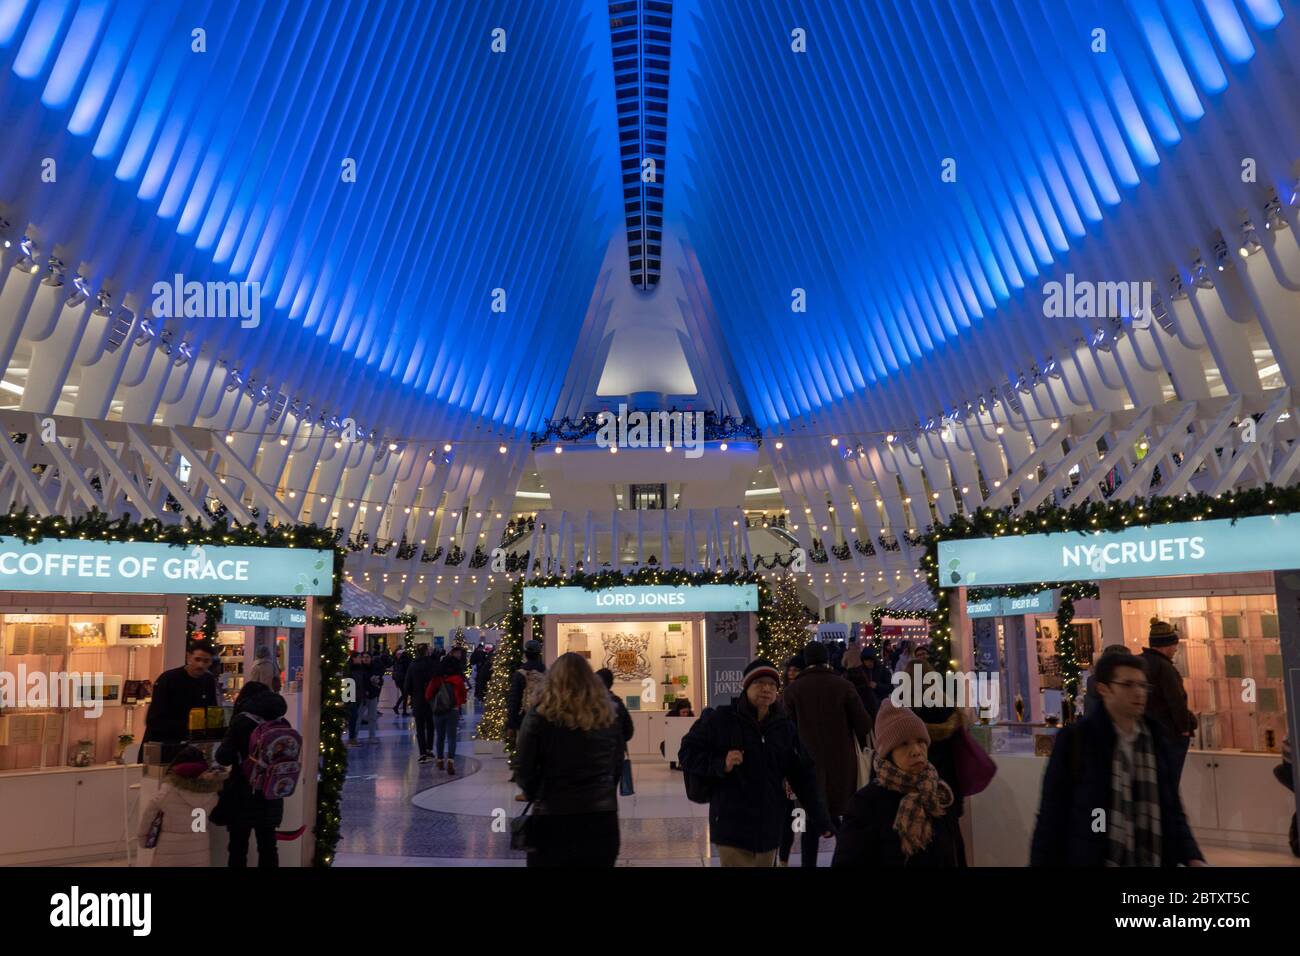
[222,604,308,628]
[523,584,758,615]
[0,538,332,596]
[938,513,1300,588]
[966,590,1057,618]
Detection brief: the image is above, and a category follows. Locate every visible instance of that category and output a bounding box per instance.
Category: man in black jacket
[679,659,832,867]
[1141,619,1197,781]
[143,642,220,744]
[1030,651,1205,867]
[507,640,547,739]
[403,645,439,763]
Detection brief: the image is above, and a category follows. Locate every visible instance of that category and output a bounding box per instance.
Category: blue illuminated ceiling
[1,0,1296,444]
[670,0,1295,430]
[0,0,621,439]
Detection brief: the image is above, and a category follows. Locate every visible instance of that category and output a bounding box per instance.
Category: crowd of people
[140,618,1298,869]
[498,616,1298,868]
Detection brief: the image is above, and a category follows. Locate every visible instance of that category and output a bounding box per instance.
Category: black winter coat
[831,782,960,867]
[1140,648,1197,738]
[507,659,546,731]
[678,695,830,853]
[1029,709,1203,866]
[611,693,634,743]
[404,656,439,709]
[514,710,623,815]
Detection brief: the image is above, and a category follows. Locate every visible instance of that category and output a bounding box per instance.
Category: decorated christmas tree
[760,573,810,665]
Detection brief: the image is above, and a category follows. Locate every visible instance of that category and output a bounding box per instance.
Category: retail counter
[969,749,1296,866]
[0,763,142,866]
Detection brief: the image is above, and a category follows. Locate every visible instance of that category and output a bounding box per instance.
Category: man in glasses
[1030,650,1205,867]
[1140,618,1197,781]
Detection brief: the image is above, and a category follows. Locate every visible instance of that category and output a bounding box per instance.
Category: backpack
[242,715,302,800]
[517,668,546,718]
[682,707,722,804]
[431,679,457,715]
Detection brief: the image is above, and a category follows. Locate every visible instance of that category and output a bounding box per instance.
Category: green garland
[867,605,935,654]
[921,485,1300,718]
[477,567,774,741]
[0,508,349,867]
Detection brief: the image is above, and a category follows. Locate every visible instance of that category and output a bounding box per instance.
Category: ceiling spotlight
[1050,420,1060,430]
[609,445,617,454]
[886,434,895,444]
[1214,239,1230,272]
[830,437,839,447]
[554,445,562,454]
[334,440,342,449]
[66,273,91,308]
[1264,198,1288,232]
[774,441,783,450]
[1238,220,1262,258]
[1191,259,1213,290]
[719,442,728,451]
[664,444,672,453]
[388,442,398,452]
[279,437,288,446]
[995,425,1004,435]
[498,444,507,454]
[443,442,452,452]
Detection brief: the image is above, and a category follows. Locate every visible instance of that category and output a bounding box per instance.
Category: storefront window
[1,612,164,772]
[1120,594,1285,753]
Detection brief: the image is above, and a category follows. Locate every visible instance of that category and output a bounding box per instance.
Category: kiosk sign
[523,584,758,615]
[0,538,333,596]
[938,513,1300,588]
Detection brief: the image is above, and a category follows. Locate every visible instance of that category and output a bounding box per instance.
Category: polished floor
[335,702,1300,868]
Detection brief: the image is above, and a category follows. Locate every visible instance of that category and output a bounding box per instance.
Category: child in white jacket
[137,747,226,867]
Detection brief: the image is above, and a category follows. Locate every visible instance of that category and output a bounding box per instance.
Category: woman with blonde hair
[513,652,624,866]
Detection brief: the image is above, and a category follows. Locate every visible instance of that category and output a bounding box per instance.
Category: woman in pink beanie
[831,701,959,867]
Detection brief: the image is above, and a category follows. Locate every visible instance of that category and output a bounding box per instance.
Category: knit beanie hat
[168,761,209,779]
[742,658,781,690]
[1148,618,1179,648]
[803,640,829,666]
[874,700,930,760]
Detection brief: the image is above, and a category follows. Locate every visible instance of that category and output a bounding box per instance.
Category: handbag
[510,802,535,852]
[951,725,997,796]
[619,756,635,796]
[853,732,875,789]
[143,810,164,849]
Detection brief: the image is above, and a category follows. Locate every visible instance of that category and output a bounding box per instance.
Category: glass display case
[1120,594,1285,753]
[0,611,164,772]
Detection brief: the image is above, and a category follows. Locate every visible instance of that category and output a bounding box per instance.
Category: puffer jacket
[678,694,831,853]
[138,769,226,866]
[514,708,624,815]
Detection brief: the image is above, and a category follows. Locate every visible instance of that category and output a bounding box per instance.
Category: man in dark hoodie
[1140,619,1197,781]
[404,645,440,763]
[679,659,832,867]
[215,682,290,868]
[507,640,548,801]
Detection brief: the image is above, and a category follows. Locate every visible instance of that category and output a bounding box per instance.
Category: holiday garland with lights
[921,485,1300,718]
[0,508,350,867]
[477,567,775,740]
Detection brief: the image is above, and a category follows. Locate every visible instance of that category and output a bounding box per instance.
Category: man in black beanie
[1141,619,1197,781]
[679,659,831,866]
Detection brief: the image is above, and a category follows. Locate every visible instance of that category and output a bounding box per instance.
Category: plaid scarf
[1106,722,1162,867]
[872,752,953,858]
